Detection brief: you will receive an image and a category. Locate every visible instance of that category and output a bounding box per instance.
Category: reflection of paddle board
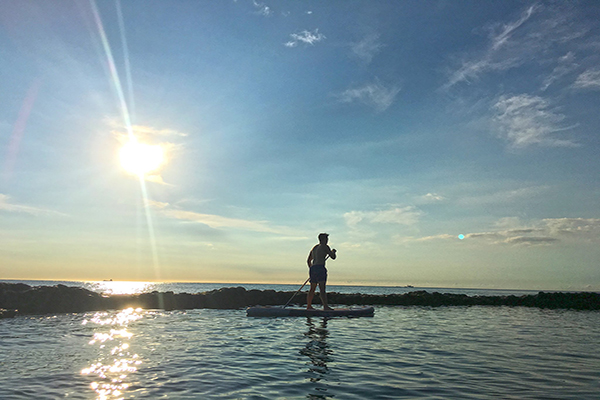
[246,306,374,317]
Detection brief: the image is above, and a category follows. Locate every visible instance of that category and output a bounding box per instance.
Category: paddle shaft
[283,254,330,308]
[283,277,310,308]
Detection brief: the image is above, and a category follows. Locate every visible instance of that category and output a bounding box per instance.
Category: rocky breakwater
[1,283,599,317]
[327,290,600,310]
[0,284,294,316]
[0,282,105,317]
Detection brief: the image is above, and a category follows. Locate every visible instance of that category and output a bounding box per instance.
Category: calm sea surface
[1,281,599,399]
[0,279,550,296]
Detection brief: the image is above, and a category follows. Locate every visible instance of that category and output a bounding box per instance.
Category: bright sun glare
[119,140,164,176]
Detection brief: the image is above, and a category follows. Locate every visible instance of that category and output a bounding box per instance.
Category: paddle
[283,277,310,308]
[283,254,330,308]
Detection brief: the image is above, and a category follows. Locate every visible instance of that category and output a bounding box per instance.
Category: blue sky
[1,0,600,290]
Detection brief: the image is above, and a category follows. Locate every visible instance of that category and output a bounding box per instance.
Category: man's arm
[327,245,337,260]
[307,246,314,267]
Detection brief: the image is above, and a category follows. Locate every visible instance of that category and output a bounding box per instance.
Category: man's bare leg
[318,281,333,310]
[307,282,317,309]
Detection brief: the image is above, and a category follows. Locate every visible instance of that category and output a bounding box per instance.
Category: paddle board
[246,306,374,317]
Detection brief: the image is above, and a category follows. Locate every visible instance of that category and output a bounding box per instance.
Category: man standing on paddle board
[306,233,336,310]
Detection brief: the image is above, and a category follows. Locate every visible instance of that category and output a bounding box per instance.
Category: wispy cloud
[145,174,171,186]
[491,94,577,148]
[252,1,272,17]
[0,194,66,217]
[443,4,590,90]
[414,217,600,246]
[344,206,422,228]
[445,58,520,89]
[129,125,188,138]
[457,185,548,206]
[573,68,600,90]
[110,123,188,143]
[489,5,537,52]
[503,236,559,245]
[410,233,455,242]
[416,230,559,246]
[337,80,401,112]
[543,217,600,236]
[541,52,578,91]
[147,200,281,234]
[284,29,325,47]
[416,193,445,204]
[351,34,384,63]
[444,5,536,89]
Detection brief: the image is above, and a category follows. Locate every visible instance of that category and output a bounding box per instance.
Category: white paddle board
[246,306,374,317]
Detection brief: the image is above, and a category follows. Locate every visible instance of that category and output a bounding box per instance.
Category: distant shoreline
[1,282,600,318]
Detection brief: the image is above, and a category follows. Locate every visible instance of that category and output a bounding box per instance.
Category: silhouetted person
[306,233,336,310]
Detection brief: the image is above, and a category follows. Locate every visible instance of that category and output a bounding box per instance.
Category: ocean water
[1,281,599,399]
[1,279,546,297]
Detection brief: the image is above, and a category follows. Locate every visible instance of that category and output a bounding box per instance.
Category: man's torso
[311,244,329,266]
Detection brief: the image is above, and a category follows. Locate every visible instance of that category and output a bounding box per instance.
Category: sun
[119,140,164,176]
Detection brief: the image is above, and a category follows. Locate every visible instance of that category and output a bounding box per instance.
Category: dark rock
[0,284,104,315]
[203,287,248,309]
[0,282,31,293]
[1,283,599,316]
[0,308,17,319]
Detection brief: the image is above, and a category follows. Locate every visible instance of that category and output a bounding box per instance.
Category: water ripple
[1,306,599,399]
[80,308,144,399]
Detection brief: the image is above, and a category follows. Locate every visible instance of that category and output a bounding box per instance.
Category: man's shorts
[309,265,328,283]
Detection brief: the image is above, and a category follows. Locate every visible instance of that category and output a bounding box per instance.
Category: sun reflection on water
[83,307,144,327]
[86,281,156,295]
[81,308,144,400]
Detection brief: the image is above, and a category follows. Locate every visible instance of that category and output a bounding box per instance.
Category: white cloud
[130,125,188,138]
[458,185,548,206]
[344,206,422,228]
[503,236,558,245]
[543,217,600,236]
[493,216,524,229]
[573,68,600,90]
[0,194,66,217]
[351,34,384,63]
[415,230,556,246]
[415,233,456,242]
[252,1,272,17]
[443,4,589,90]
[445,58,521,89]
[417,193,445,203]
[337,80,401,112]
[444,6,536,89]
[111,123,188,144]
[145,174,172,186]
[491,94,577,148]
[147,200,281,234]
[412,217,600,246]
[489,5,537,52]
[541,52,578,91]
[284,29,325,47]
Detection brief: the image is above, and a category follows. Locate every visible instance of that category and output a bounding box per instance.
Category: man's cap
[318,233,329,240]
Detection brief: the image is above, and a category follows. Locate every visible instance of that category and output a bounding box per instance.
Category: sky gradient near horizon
[1,1,600,290]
